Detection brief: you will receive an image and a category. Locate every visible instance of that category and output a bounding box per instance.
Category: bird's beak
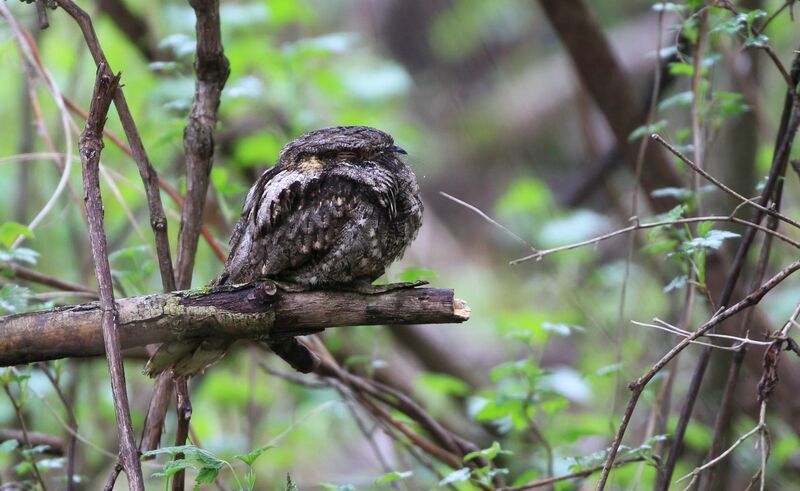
[390,144,408,155]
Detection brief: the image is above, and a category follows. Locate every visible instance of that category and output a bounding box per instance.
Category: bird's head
[277,126,407,170]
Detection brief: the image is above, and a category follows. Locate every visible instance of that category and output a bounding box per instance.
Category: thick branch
[0,285,469,366]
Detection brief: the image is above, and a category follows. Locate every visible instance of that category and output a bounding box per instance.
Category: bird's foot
[269,279,310,293]
[345,280,428,295]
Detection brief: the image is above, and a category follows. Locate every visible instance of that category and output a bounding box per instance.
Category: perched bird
[145,126,423,376]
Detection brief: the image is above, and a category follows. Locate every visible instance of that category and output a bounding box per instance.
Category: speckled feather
[145,126,423,377]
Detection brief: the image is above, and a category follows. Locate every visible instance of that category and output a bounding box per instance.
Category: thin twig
[38,363,79,490]
[500,457,647,490]
[652,134,800,230]
[596,258,800,488]
[175,0,230,289]
[510,215,799,264]
[77,65,144,490]
[439,192,538,253]
[2,381,48,489]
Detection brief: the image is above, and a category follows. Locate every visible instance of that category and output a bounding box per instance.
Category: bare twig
[170,4,229,483]
[499,456,647,490]
[53,0,177,293]
[2,262,97,296]
[652,134,800,230]
[38,363,79,490]
[510,215,799,264]
[175,0,230,289]
[659,50,800,489]
[2,381,48,489]
[597,258,800,489]
[78,65,144,489]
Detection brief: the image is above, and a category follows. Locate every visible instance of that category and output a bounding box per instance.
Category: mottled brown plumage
[145,126,423,376]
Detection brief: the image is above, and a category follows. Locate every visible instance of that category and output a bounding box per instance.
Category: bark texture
[0,285,469,366]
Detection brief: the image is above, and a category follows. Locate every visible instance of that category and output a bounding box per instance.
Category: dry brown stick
[175,0,230,289]
[0,285,469,365]
[172,376,192,491]
[3,262,97,296]
[657,52,800,490]
[53,0,176,293]
[10,18,223,265]
[78,65,144,490]
[61,95,227,263]
[499,457,647,491]
[171,3,229,484]
[0,429,64,455]
[597,258,800,490]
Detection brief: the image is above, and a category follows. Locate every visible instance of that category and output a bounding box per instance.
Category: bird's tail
[144,337,319,377]
[143,338,233,378]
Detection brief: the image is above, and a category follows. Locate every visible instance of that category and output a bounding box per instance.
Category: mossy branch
[0,283,470,366]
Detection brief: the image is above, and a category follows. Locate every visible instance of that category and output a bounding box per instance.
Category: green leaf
[320,485,356,491]
[541,322,584,337]
[152,459,195,479]
[196,464,222,484]
[439,467,471,486]
[0,222,33,248]
[683,230,740,252]
[463,441,513,462]
[663,275,688,293]
[745,34,769,47]
[669,62,694,77]
[375,470,413,485]
[628,120,667,141]
[0,439,20,454]
[652,2,682,12]
[657,91,693,111]
[0,284,32,314]
[496,178,552,217]
[235,444,274,467]
[417,373,470,397]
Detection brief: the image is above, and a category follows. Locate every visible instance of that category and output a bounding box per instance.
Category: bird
[144,126,423,376]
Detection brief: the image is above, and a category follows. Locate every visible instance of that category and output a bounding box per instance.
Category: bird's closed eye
[337,151,358,160]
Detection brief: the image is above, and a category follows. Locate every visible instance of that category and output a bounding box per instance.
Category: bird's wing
[220,167,382,285]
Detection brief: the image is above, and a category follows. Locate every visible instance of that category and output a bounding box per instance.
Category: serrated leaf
[684,230,740,251]
[235,444,274,467]
[463,441,513,462]
[376,470,413,485]
[439,467,471,486]
[152,459,195,478]
[196,464,222,484]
